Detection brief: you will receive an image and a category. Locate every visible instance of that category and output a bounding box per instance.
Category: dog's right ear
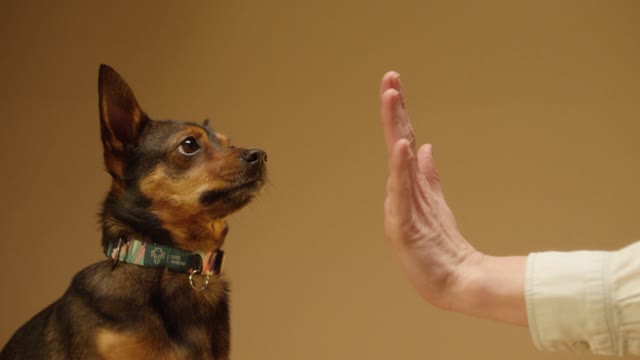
[98,64,147,179]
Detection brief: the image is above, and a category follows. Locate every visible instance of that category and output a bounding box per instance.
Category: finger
[380,71,402,97]
[380,88,416,158]
[379,71,406,111]
[380,88,399,155]
[387,138,414,219]
[417,143,441,193]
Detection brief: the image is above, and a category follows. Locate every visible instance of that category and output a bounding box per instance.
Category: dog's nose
[241,149,267,164]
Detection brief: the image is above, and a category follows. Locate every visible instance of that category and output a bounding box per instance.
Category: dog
[0,65,266,359]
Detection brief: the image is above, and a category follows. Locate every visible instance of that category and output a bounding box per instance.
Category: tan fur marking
[139,163,229,251]
[131,107,142,133]
[215,133,231,147]
[96,329,184,360]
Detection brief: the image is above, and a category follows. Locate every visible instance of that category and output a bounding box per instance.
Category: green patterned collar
[104,238,224,276]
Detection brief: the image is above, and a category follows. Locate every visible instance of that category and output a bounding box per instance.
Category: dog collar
[104,238,225,278]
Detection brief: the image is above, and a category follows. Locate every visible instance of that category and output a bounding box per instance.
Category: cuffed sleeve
[526,241,640,356]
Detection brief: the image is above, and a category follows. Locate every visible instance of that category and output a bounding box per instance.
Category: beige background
[1,1,639,359]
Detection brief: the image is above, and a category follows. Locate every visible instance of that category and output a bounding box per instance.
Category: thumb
[417,144,441,193]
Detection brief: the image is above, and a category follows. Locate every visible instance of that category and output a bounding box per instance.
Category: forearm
[525,243,640,355]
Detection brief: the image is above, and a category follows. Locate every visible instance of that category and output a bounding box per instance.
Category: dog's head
[98,65,266,252]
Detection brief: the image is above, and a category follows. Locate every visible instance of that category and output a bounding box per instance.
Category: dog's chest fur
[75,262,230,360]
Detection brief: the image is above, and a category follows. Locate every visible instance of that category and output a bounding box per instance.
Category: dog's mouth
[199,179,264,209]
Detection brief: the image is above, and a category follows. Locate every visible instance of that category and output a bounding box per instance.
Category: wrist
[447,253,528,326]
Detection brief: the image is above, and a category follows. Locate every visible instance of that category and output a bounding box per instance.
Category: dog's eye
[178,137,201,155]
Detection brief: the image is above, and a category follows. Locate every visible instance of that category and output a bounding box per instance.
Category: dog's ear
[98,64,147,179]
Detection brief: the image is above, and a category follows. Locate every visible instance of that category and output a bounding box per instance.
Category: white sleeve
[526,241,640,356]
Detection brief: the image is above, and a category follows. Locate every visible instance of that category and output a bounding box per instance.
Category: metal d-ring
[189,269,210,291]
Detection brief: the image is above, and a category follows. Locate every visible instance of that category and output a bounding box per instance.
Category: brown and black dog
[0,65,266,360]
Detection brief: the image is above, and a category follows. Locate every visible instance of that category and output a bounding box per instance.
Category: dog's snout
[241,149,266,164]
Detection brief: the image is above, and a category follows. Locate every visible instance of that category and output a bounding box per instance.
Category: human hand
[379,71,477,310]
[379,72,527,325]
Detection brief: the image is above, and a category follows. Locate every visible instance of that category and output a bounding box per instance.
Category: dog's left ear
[98,64,148,179]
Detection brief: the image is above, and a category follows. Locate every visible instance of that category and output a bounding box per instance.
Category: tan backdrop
[1,1,639,359]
